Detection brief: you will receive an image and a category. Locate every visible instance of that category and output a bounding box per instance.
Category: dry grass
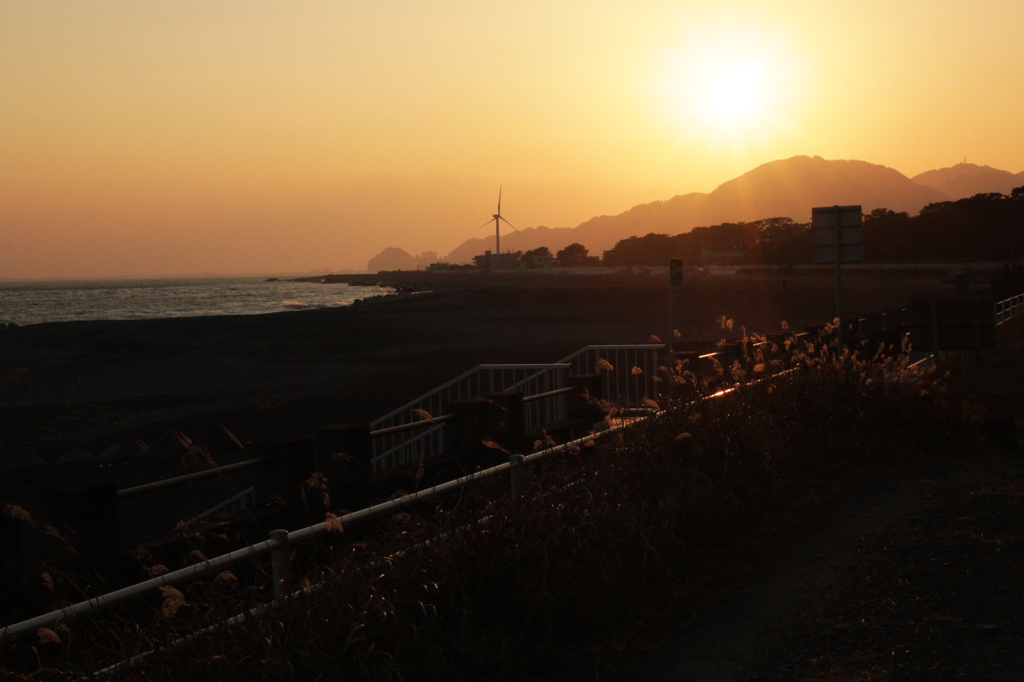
[1,329,981,681]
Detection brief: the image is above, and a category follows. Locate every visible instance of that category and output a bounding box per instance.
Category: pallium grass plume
[0,322,982,681]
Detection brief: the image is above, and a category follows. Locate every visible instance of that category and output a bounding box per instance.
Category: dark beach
[0,269,952,469]
[1,267,955,544]
[0,268,972,629]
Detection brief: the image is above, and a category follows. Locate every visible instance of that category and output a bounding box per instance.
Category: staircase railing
[557,344,664,408]
[369,364,571,472]
[367,345,666,474]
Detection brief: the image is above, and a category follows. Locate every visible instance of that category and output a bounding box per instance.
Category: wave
[275,299,353,312]
[0,278,389,326]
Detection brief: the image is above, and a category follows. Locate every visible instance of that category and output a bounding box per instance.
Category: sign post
[669,259,684,302]
[812,205,863,350]
[667,256,684,333]
[668,259,683,400]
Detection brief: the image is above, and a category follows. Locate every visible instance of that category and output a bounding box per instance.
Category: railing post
[509,454,525,498]
[486,392,524,456]
[269,529,291,598]
[449,399,489,460]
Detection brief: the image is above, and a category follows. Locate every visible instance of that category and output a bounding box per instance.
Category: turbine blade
[500,216,520,232]
[477,218,495,229]
[497,186,502,214]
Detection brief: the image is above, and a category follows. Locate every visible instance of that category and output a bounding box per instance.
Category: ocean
[0,277,388,326]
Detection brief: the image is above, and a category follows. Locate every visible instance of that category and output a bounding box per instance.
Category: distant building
[472,251,492,270]
[472,250,522,271]
[493,252,521,270]
[415,251,439,270]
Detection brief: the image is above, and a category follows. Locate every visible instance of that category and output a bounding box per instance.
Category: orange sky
[2,1,1023,279]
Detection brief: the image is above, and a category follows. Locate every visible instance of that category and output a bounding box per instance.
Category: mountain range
[910,163,1024,198]
[369,157,1024,270]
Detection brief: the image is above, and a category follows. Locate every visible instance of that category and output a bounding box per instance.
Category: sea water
[0,277,388,326]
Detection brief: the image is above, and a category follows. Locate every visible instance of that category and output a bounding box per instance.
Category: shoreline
[297,260,1009,281]
[0,278,390,329]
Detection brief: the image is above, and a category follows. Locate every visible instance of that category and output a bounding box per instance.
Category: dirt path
[609,452,1024,681]
[571,314,1024,682]
[775,456,1024,681]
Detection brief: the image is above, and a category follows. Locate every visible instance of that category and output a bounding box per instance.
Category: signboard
[906,294,996,351]
[812,205,864,264]
[669,259,683,303]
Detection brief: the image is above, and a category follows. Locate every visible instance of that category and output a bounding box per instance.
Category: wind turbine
[476,187,519,265]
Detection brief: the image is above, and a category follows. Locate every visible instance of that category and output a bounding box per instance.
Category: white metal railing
[0,421,640,649]
[558,345,664,409]
[118,458,266,499]
[898,287,1024,379]
[368,346,666,474]
[188,486,255,525]
[3,366,744,649]
[996,290,1024,324]
[369,364,571,472]
[503,363,571,431]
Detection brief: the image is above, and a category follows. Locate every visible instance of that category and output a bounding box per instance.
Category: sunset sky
[3,1,1023,279]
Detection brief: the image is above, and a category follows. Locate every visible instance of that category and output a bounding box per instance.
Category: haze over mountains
[366,248,439,273]
[911,163,1024,199]
[370,156,1024,270]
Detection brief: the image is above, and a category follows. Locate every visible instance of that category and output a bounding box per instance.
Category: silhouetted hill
[912,162,1023,199]
[367,247,439,272]
[368,248,415,272]
[441,226,577,264]
[438,156,950,263]
[570,156,948,255]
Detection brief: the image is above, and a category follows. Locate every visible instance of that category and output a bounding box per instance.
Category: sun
[656,25,800,151]
[699,60,767,124]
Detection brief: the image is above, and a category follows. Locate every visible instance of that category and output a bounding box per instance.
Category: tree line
[863,188,1024,263]
[602,216,811,266]
[599,187,1024,266]
[477,243,595,268]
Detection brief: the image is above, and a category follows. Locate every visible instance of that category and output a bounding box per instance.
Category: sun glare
[701,60,766,123]
[656,24,801,151]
